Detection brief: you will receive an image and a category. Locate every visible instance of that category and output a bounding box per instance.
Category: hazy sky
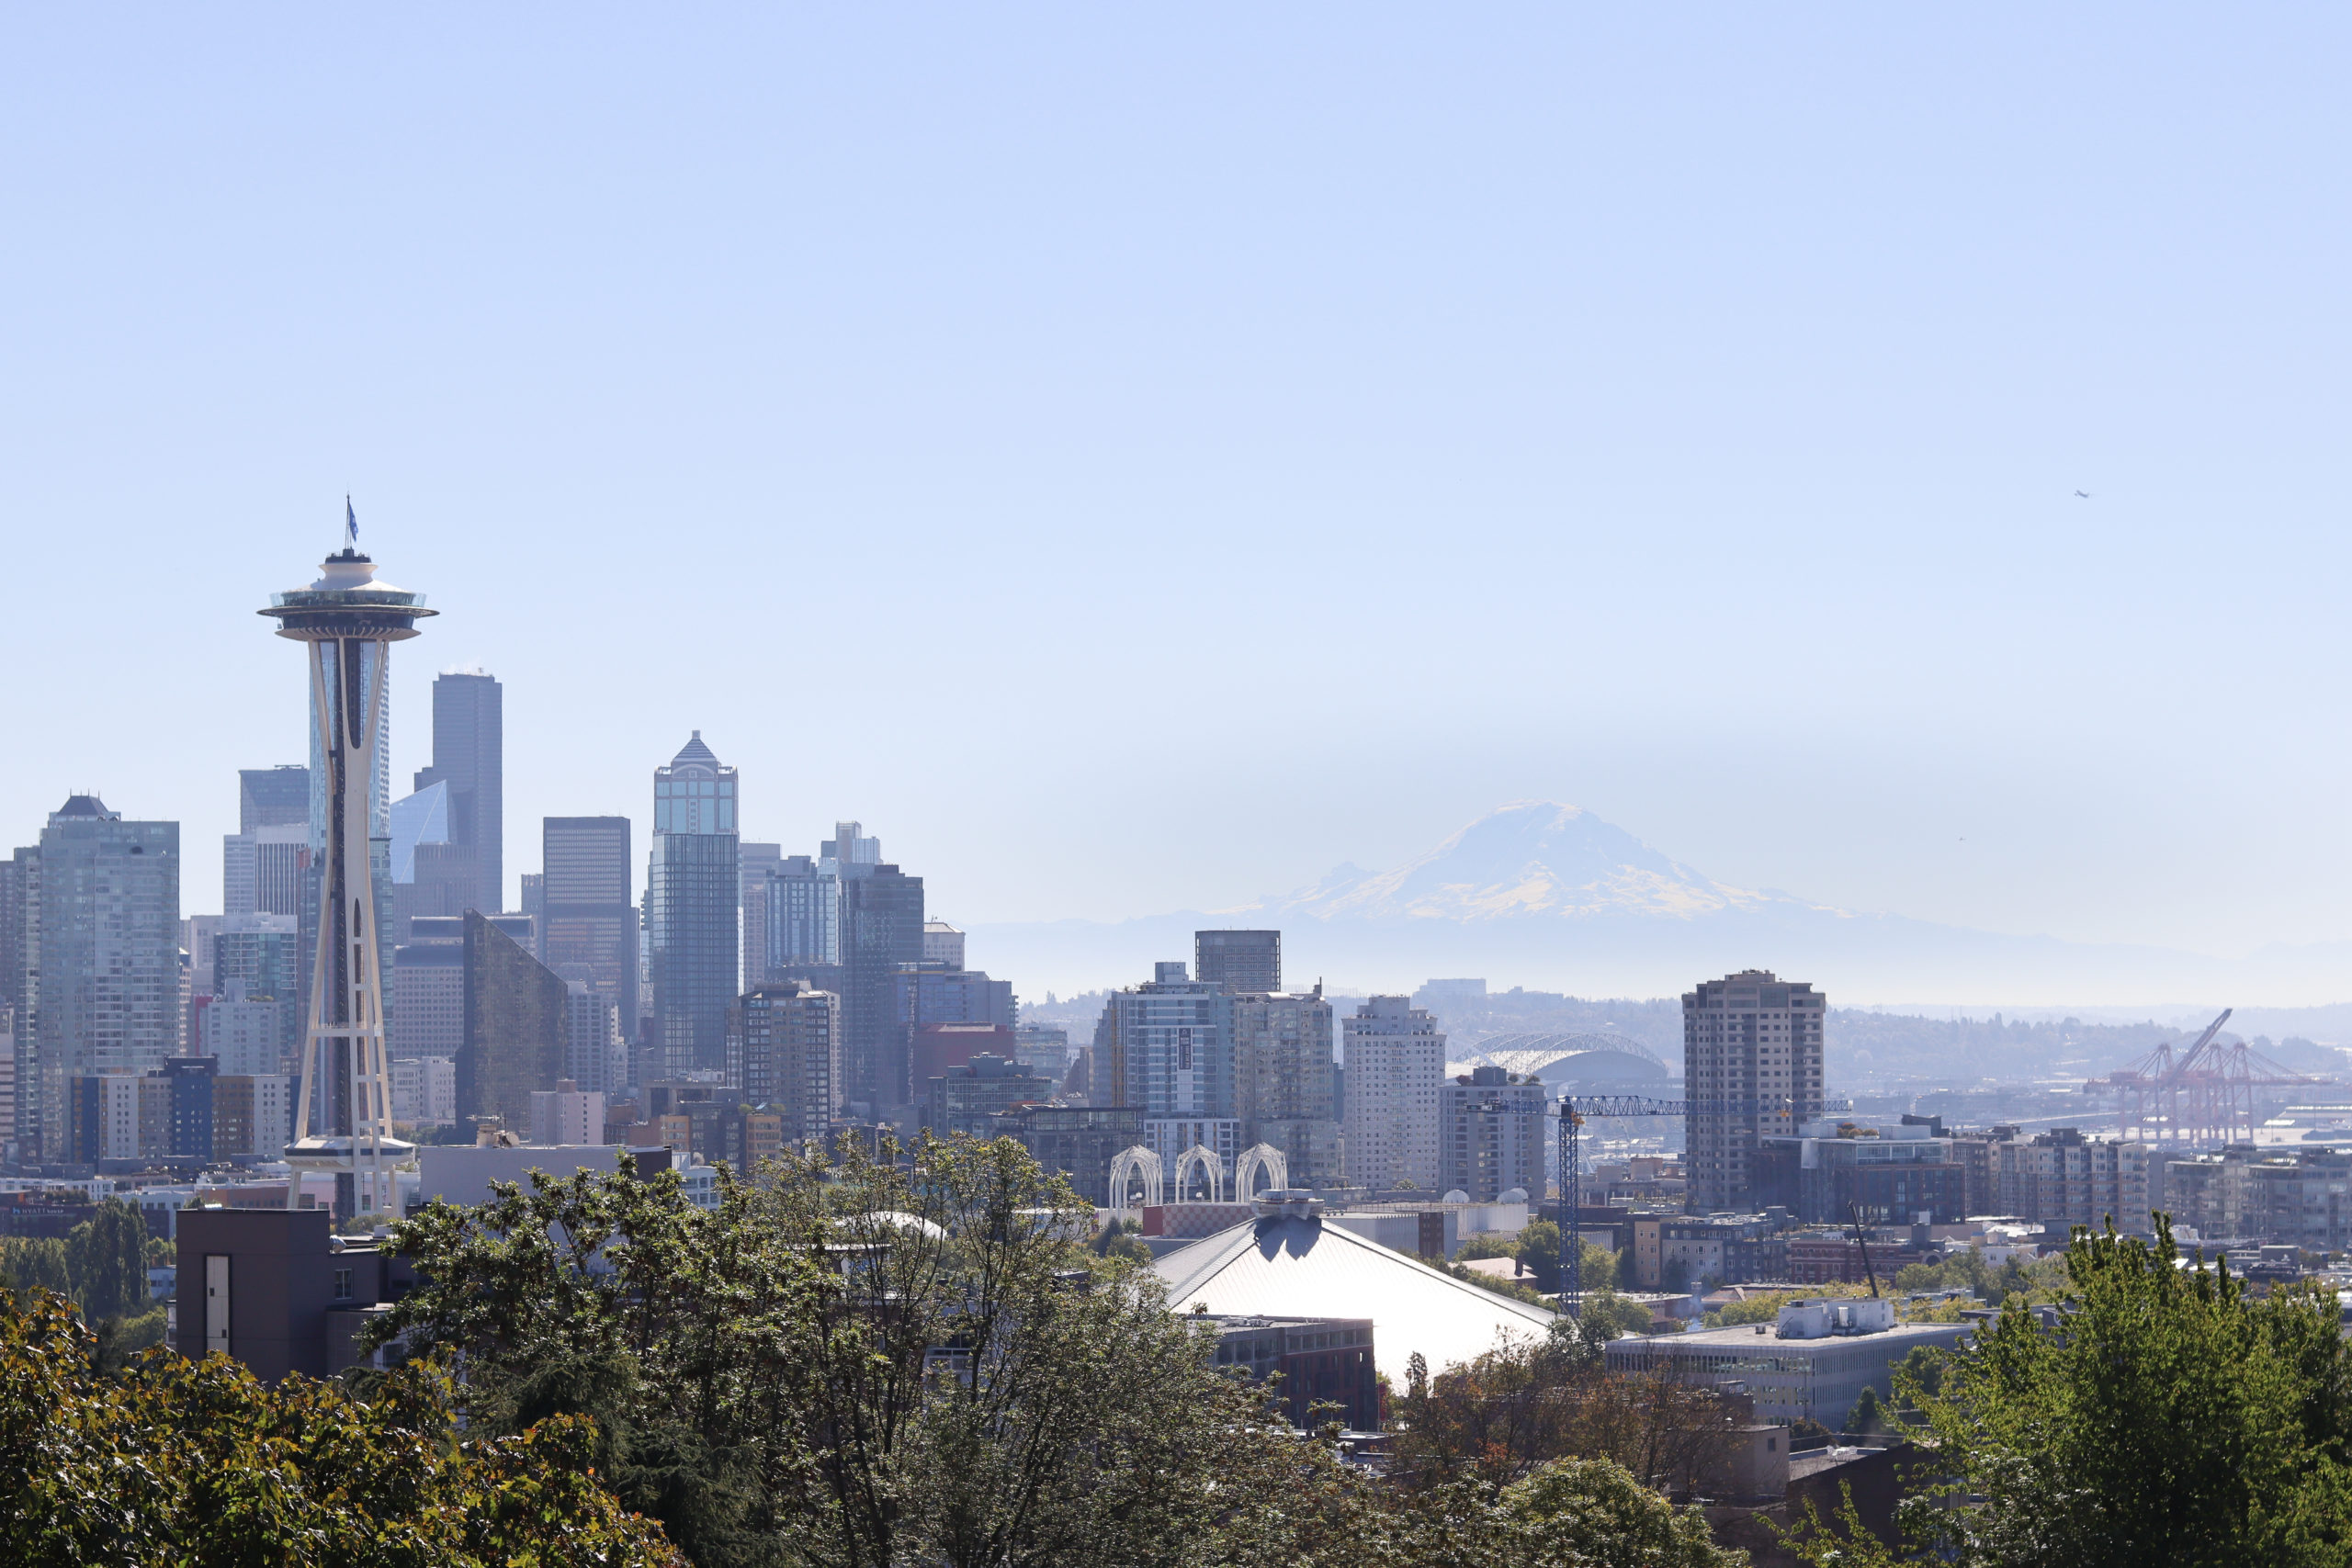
[4,8,2346,976]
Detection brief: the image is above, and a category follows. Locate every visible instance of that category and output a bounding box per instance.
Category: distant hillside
[1011,979,2342,1093]
[968,800,2352,1007]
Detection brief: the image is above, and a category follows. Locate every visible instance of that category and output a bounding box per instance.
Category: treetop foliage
[0,1287,684,1568]
[1810,1215,2352,1568]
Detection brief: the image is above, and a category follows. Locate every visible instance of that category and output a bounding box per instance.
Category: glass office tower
[647,734,739,1077]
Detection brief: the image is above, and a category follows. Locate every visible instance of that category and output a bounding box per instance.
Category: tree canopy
[1807,1217,2352,1567]
[364,1132,1386,1568]
[0,1287,684,1568]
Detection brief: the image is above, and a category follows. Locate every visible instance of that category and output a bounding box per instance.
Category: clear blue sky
[2,7,2345,970]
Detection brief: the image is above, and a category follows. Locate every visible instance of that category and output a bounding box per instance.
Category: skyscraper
[730,980,841,1140]
[263,539,433,1220]
[1097,962,1239,1176]
[895,963,1016,1089]
[225,767,311,925]
[562,984,623,1097]
[517,874,545,956]
[2,846,36,1152]
[411,671,503,918]
[1440,1066,1547,1202]
[0,852,28,1148]
[1341,996,1444,1191]
[1682,970,1826,1213]
[821,820,880,879]
[239,766,311,833]
[541,817,638,1042]
[1195,929,1282,995]
[1099,962,1236,1121]
[750,854,839,980]
[225,824,311,919]
[457,909,567,1134]
[390,929,466,1062]
[1232,987,1343,1190]
[840,862,923,1110]
[14,795,180,1162]
[739,842,782,993]
[647,734,739,1077]
[213,912,300,1069]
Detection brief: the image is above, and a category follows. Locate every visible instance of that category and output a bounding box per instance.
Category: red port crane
[2081,1009,2335,1145]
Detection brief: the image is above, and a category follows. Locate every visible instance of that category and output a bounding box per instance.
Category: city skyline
[8,11,2352,1011]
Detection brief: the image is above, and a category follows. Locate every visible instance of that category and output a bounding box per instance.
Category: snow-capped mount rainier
[967,802,2350,1006]
[1272,801,1822,924]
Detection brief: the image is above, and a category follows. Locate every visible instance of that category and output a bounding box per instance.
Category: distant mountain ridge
[967,801,2352,1009]
[1264,801,1819,924]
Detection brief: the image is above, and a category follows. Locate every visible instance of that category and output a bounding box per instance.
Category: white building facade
[1342,996,1445,1190]
[391,1055,457,1125]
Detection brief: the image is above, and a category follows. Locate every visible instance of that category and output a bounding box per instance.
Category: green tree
[1577,1288,1657,1338]
[1511,1221,1617,1295]
[0,1287,684,1567]
[367,1134,1372,1568]
[1454,1231,1521,1265]
[65,1197,151,1324]
[1390,1321,1740,1495]
[1368,1456,1743,1567]
[1893,1244,1998,1301]
[1517,1219,1563,1291]
[0,1238,71,1300]
[1501,1456,1743,1567]
[1577,1238,1620,1292]
[1846,1383,1885,1435]
[1901,1216,2352,1565]
[1451,1260,1550,1307]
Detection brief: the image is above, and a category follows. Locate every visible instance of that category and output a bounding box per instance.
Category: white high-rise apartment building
[391,1055,457,1124]
[1682,969,1826,1213]
[1341,996,1444,1191]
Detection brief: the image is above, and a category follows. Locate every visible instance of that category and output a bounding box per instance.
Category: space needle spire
[258,520,436,1221]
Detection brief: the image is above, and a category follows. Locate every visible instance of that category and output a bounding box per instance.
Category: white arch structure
[1232,1143,1290,1201]
[1172,1144,1225,1203]
[1109,1145,1163,1210]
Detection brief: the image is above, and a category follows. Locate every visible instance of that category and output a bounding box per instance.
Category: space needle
[259,503,435,1221]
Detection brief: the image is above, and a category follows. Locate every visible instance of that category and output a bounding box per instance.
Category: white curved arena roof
[1458,1032,1670,1082]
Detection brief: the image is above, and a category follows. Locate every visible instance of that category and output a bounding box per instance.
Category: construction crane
[1848,1202,1881,1298]
[2080,1010,2335,1145]
[1554,1093,1850,1312]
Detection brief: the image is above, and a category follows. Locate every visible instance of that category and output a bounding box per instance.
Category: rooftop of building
[1154,1197,1554,1383]
[664,730,725,770]
[1611,1314,1972,1352]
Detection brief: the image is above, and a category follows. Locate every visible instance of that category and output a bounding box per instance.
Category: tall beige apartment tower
[1682,969,1826,1213]
[1342,995,1445,1191]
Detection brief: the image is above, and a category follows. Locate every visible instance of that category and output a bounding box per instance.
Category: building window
[333,1269,353,1302]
